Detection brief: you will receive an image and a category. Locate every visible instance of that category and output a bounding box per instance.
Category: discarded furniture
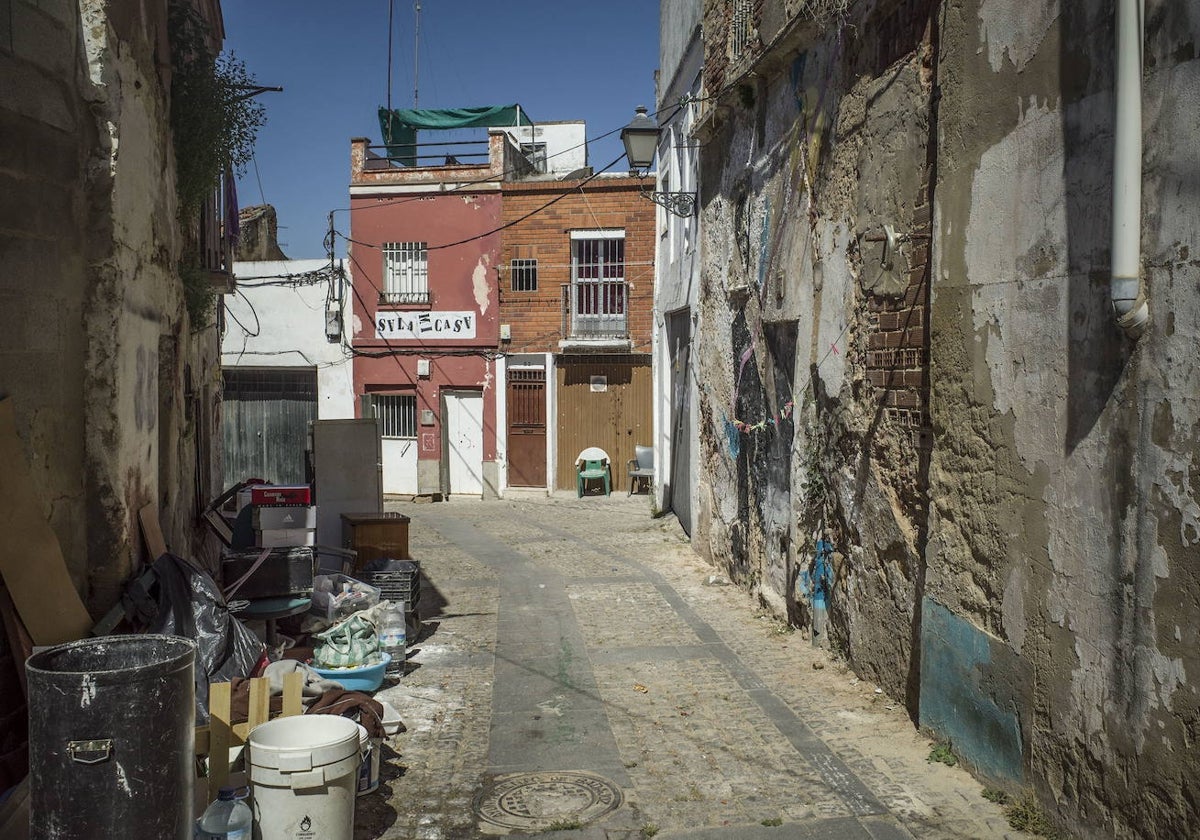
[233,596,312,647]
[575,446,611,497]
[195,672,304,804]
[341,512,411,571]
[627,444,654,495]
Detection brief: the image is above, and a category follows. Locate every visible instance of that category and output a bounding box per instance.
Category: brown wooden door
[507,369,547,487]
[555,356,652,491]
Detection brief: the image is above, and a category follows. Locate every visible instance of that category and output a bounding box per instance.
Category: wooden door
[507,369,546,487]
[555,355,652,491]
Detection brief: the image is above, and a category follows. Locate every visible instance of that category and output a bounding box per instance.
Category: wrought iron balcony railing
[561,280,629,341]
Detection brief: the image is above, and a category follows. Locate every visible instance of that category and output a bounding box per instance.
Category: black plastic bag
[145,553,265,723]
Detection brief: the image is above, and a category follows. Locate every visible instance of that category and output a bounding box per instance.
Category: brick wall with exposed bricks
[499,176,655,355]
[865,161,932,446]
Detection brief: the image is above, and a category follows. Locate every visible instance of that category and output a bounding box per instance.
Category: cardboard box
[250,484,312,506]
[253,506,317,530]
[257,528,316,548]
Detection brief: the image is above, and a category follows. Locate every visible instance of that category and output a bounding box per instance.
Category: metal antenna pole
[413,1,422,107]
[386,0,394,111]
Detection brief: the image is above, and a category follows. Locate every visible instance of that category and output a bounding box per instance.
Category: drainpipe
[1111,0,1149,335]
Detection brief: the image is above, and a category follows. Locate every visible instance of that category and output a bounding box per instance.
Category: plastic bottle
[378,601,407,676]
[195,786,252,839]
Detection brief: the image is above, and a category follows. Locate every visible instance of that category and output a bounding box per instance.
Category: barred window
[382,242,429,305]
[511,258,538,292]
[730,0,753,56]
[366,393,417,438]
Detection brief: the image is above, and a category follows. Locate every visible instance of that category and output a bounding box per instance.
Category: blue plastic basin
[311,653,391,692]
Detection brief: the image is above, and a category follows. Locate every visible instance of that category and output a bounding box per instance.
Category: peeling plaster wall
[2,1,221,614]
[696,0,937,703]
[925,0,1200,835]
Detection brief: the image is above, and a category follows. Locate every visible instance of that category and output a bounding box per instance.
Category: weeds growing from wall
[168,2,264,220]
[1003,791,1066,839]
[168,1,265,326]
[180,261,214,327]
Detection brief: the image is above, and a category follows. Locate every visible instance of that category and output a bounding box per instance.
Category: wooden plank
[137,503,168,561]
[207,681,233,803]
[247,677,271,733]
[0,398,93,644]
[281,670,304,718]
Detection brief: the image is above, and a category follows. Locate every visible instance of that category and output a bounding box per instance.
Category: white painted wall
[653,17,703,534]
[224,259,355,419]
[502,121,588,174]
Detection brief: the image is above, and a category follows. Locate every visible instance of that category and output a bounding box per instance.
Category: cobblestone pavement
[354,493,1018,840]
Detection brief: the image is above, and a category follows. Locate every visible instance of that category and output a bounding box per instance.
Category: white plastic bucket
[355,723,381,796]
[248,715,361,840]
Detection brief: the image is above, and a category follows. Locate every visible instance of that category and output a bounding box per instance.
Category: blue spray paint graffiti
[798,537,834,608]
[798,537,835,647]
[723,417,742,459]
[757,204,772,289]
[790,53,808,111]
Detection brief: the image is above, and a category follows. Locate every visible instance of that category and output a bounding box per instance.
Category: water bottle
[195,786,252,839]
[378,601,407,677]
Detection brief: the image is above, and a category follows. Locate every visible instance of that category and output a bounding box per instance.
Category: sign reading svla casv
[375,311,476,340]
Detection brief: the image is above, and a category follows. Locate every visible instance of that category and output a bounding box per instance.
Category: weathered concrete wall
[693,0,1198,834]
[923,0,1200,835]
[1,0,222,611]
[695,0,936,703]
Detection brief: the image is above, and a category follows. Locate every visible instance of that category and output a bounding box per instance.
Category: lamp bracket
[642,187,697,218]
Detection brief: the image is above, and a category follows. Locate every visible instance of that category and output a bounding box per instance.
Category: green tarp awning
[378,104,533,166]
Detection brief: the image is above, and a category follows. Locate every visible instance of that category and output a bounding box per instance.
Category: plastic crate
[358,560,420,609]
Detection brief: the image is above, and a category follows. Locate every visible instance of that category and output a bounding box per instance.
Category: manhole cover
[473,771,624,831]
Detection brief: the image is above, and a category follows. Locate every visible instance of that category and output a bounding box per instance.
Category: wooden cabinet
[340,512,410,571]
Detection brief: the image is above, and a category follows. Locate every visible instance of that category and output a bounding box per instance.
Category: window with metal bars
[365,393,417,438]
[730,0,753,56]
[567,232,627,336]
[571,235,625,284]
[381,242,429,305]
[511,258,538,292]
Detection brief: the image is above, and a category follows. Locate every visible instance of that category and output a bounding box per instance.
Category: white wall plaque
[375,311,477,340]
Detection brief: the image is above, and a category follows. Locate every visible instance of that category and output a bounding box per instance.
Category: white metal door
[444,391,484,496]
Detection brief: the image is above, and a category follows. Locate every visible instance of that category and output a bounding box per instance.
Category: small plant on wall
[167,0,266,324]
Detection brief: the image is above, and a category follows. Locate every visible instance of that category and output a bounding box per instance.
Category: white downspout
[1112,0,1149,335]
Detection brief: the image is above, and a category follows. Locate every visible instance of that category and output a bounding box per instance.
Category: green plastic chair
[575,448,611,497]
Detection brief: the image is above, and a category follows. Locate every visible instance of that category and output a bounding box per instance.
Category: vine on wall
[167,0,265,324]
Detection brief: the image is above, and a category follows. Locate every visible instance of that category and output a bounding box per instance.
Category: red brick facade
[498,177,655,354]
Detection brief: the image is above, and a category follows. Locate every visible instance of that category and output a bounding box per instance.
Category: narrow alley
[355,495,1012,840]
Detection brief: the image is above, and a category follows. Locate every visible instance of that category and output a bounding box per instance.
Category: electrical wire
[225,289,261,337]
[337,152,626,256]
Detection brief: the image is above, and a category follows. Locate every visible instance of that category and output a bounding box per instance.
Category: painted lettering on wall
[375,311,476,340]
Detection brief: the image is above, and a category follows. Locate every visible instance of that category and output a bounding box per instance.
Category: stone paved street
[355,494,1017,840]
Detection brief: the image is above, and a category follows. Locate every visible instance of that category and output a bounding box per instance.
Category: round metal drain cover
[474,771,623,831]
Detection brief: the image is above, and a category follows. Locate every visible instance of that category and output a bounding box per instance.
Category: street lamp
[620,106,696,218]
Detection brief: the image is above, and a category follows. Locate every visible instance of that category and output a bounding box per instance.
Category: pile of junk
[0,469,421,840]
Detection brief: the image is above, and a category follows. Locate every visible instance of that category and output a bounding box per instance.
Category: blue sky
[222,1,660,258]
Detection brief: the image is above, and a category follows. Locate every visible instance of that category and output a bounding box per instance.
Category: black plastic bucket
[26,634,196,840]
